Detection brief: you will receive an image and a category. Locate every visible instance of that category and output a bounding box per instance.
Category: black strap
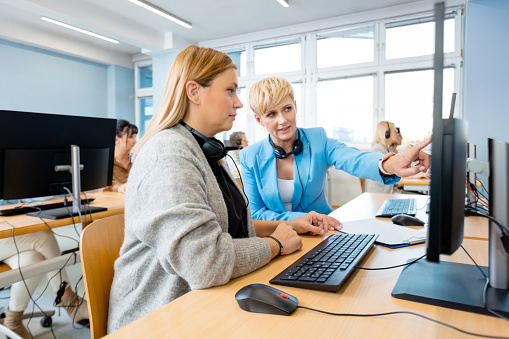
[267,235,283,258]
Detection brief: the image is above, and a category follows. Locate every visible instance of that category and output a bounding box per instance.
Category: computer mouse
[235,283,298,316]
[391,214,425,226]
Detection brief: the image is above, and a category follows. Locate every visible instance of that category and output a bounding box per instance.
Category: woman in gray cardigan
[107,46,341,333]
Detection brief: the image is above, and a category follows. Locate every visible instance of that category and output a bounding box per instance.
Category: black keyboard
[375,198,416,217]
[0,198,95,216]
[270,233,378,292]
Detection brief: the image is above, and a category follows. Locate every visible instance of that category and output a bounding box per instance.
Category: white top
[277,178,294,211]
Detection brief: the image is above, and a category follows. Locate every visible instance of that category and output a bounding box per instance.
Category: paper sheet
[338,218,426,247]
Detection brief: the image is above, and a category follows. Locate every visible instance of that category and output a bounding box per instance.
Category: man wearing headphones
[241,76,431,221]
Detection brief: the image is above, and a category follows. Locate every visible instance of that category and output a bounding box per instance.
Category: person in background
[0,231,89,338]
[226,131,248,178]
[364,121,430,193]
[241,76,431,221]
[104,119,138,193]
[107,46,340,333]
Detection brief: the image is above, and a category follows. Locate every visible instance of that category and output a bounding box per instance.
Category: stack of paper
[338,218,426,248]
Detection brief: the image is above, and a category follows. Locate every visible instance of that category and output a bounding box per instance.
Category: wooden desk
[0,191,124,239]
[398,177,430,192]
[334,193,488,241]
[105,193,507,339]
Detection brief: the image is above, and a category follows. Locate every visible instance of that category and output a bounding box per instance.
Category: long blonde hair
[373,121,395,149]
[131,46,237,161]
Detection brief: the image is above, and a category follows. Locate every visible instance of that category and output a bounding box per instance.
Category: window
[227,50,247,77]
[138,96,153,135]
[254,40,302,75]
[317,25,375,68]
[384,68,455,143]
[134,60,153,136]
[385,16,456,59]
[317,76,374,144]
[138,66,153,88]
[213,6,463,148]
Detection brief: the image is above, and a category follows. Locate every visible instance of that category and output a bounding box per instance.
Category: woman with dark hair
[104,119,138,193]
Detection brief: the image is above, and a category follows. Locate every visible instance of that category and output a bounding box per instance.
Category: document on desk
[338,218,426,248]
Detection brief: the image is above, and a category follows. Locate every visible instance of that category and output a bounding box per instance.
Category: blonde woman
[241,76,431,220]
[107,46,339,333]
[364,121,430,193]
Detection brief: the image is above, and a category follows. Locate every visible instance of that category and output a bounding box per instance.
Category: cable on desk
[354,254,425,271]
[296,306,509,339]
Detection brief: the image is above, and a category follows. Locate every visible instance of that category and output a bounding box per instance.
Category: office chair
[358,178,366,194]
[80,214,124,339]
[0,262,55,329]
[235,177,243,189]
[0,323,23,339]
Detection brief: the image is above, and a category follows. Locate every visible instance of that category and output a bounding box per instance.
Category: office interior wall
[108,65,135,122]
[152,52,178,115]
[0,39,133,120]
[464,0,509,164]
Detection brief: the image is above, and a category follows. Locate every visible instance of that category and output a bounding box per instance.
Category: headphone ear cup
[292,138,303,156]
[202,138,227,159]
[385,130,391,138]
[273,145,287,159]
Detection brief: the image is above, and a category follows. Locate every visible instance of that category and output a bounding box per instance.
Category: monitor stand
[27,205,107,220]
[392,259,509,317]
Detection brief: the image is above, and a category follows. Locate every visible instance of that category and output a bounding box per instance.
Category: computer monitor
[391,2,509,317]
[0,109,116,218]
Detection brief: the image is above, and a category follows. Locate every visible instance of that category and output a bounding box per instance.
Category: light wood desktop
[105,193,508,339]
[0,191,125,239]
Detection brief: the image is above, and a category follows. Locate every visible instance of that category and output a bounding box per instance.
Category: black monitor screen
[0,110,116,200]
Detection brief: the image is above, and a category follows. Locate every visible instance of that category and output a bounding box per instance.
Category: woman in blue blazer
[240,77,431,221]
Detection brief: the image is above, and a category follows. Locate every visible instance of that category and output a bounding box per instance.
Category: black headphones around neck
[385,121,391,139]
[269,129,303,159]
[180,121,241,160]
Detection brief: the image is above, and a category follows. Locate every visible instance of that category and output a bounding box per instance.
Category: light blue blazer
[240,127,399,221]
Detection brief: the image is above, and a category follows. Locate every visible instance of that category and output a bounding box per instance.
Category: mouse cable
[296,306,509,339]
[354,254,425,271]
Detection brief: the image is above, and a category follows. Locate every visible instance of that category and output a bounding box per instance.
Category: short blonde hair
[131,46,236,161]
[249,76,294,116]
[373,121,394,148]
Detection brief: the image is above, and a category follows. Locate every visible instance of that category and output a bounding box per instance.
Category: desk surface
[0,191,124,239]
[105,193,507,339]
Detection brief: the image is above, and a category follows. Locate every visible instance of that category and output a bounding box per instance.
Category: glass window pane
[138,66,153,89]
[223,88,248,142]
[386,18,455,59]
[384,68,455,143]
[254,42,301,75]
[139,96,153,136]
[227,51,247,77]
[317,76,373,144]
[317,25,374,68]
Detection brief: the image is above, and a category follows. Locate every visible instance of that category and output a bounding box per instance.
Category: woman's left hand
[383,137,431,178]
[288,211,342,236]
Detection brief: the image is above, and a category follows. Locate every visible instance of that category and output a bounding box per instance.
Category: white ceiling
[0,0,436,67]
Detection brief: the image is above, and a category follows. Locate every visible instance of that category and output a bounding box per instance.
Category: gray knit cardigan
[107,124,271,333]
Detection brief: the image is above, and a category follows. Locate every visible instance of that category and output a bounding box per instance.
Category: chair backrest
[358,178,366,193]
[80,214,125,339]
[235,177,243,189]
